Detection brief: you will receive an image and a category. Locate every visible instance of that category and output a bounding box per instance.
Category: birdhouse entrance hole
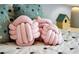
[65,19,67,23]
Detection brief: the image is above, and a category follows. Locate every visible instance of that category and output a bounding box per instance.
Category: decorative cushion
[9,15,40,46]
[35,17,63,45]
[0,5,10,43]
[13,4,44,19]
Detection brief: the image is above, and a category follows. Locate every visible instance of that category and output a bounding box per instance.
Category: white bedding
[0,29,79,54]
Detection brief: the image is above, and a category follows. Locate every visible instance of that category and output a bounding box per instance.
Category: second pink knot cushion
[35,17,63,45]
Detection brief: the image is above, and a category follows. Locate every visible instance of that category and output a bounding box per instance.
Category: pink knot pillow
[9,15,40,46]
[9,16,63,46]
[35,17,63,45]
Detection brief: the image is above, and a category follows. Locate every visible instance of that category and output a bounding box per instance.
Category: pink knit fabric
[9,15,40,46]
[9,15,63,46]
[35,17,63,45]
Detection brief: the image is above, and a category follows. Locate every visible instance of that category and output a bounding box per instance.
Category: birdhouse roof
[56,14,69,22]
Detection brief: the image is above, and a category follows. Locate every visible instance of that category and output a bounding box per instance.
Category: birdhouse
[56,14,70,29]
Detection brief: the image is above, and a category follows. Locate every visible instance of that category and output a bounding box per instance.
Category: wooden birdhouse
[56,14,70,29]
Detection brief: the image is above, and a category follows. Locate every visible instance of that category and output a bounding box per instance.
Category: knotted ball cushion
[9,15,40,46]
[13,4,44,19]
[35,17,63,45]
[0,5,10,43]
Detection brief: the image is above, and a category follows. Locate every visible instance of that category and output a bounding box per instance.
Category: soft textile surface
[0,5,10,43]
[9,15,63,46]
[35,17,63,45]
[9,15,40,46]
[13,4,44,19]
[0,30,79,54]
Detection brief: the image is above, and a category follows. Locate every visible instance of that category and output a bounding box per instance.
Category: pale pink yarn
[35,17,63,45]
[9,15,63,46]
[9,15,40,46]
